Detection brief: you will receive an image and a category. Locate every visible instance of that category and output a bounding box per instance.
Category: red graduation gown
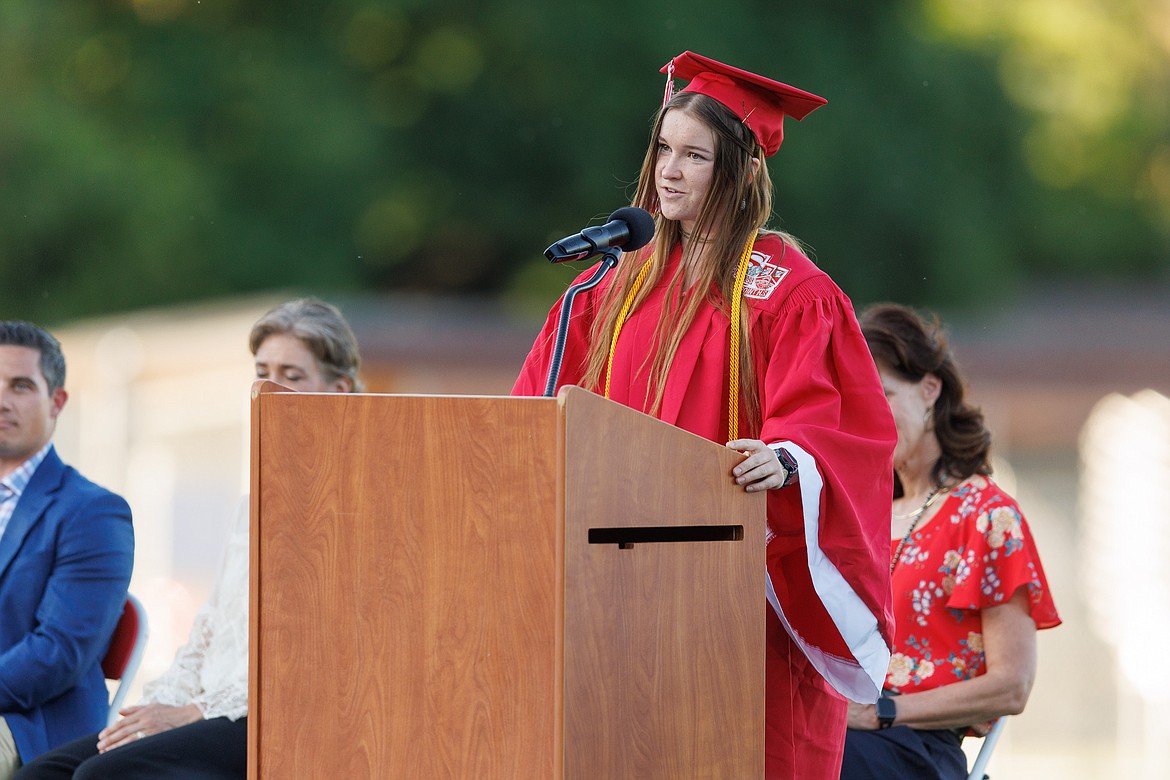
[513,235,896,779]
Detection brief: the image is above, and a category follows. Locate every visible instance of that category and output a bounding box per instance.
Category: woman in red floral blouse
[839,304,1061,780]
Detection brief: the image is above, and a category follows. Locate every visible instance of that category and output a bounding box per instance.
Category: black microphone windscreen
[609,207,656,252]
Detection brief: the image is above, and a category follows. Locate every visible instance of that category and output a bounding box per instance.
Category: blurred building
[51,285,1170,780]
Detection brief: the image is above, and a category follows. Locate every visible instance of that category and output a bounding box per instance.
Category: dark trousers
[839,725,967,780]
[14,716,247,780]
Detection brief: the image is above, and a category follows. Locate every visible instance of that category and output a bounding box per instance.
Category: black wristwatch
[875,695,897,729]
[773,447,798,488]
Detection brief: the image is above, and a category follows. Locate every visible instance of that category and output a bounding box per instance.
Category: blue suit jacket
[0,446,134,761]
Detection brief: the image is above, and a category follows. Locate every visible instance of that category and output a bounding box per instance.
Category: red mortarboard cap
[661,51,827,157]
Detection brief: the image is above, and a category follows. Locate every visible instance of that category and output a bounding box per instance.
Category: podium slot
[588,524,744,549]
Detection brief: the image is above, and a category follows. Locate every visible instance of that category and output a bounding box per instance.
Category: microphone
[544,207,656,263]
[538,207,653,396]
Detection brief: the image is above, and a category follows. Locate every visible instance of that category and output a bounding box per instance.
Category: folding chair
[101,593,150,725]
[966,716,1008,780]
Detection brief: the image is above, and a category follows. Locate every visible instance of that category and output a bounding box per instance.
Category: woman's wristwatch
[875,695,897,729]
[772,446,798,488]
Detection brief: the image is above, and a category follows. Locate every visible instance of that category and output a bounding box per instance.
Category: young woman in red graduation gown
[514,52,898,779]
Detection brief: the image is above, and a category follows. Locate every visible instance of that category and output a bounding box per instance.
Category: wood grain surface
[249,387,765,779]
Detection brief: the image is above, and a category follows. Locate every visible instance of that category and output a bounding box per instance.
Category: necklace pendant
[890,481,946,574]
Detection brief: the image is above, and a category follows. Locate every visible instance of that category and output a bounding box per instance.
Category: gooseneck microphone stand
[542,247,622,397]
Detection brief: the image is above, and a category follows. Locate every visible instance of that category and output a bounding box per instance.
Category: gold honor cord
[604,258,654,400]
[727,229,758,442]
[604,229,759,444]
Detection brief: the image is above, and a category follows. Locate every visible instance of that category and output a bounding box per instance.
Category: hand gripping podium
[248,383,765,779]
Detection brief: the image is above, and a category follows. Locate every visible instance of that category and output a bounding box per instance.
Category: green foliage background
[1,0,1167,322]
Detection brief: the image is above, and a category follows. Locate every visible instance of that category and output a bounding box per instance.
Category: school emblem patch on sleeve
[742,251,790,300]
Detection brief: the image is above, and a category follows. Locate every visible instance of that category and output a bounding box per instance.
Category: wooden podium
[248,384,765,779]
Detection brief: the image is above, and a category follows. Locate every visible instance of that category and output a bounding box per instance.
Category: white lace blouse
[140,497,249,721]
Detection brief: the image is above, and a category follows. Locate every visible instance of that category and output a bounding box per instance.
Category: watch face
[775,448,797,486]
[876,696,896,725]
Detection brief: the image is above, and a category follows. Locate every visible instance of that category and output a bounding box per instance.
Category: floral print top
[886,476,1061,693]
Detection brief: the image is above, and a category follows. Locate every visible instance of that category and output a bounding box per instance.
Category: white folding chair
[966,716,1008,780]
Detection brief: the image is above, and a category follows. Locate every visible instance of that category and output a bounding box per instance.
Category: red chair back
[101,593,149,723]
[103,597,141,679]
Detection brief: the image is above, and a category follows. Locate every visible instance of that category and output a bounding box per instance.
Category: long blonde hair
[580,91,797,433]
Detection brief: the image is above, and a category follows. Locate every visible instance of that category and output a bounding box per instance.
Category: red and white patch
[742,250,790,300]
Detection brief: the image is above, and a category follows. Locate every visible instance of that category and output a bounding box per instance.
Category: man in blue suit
[0,321,134,778]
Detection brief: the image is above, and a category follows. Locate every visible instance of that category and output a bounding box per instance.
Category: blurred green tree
[0,0,1165,322]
